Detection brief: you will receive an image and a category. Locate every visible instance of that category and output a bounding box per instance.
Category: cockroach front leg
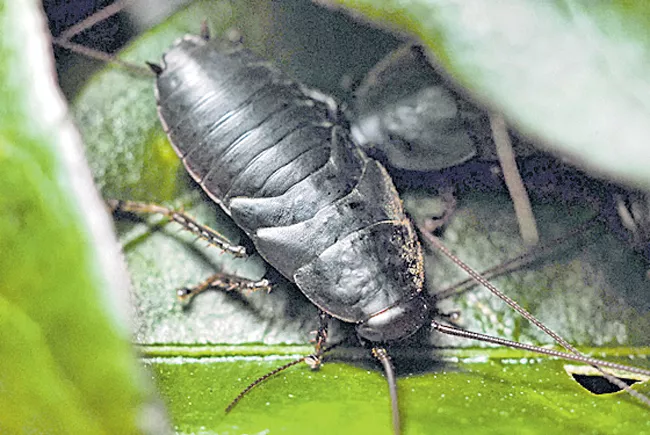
[306,310,330,370]
[177,272,271,303]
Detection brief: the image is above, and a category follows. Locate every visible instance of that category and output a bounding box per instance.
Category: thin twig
[58,0,134,42]
[490,113,539,246]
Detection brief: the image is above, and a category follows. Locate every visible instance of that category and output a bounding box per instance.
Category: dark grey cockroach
[151,33,429,343]
[352,44,479,172]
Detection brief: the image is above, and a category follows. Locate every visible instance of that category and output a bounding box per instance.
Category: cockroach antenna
[225,343,342,414]
[419,224,650,408]
[372,348,400,435]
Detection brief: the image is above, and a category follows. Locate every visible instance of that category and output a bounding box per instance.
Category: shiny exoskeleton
[153,34,428,342]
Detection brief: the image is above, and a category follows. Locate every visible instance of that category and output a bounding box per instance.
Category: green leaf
[0,1,163,434]
[142,346,650,435]
[323,0,650,190]
[70,1,650,434]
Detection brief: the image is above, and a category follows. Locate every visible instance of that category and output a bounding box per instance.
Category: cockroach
[351,43,649,253]
[351,44,537,173]
[52,2,650,434]
[351,43,480,172]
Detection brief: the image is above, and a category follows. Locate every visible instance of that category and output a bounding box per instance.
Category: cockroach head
[356,295,429,343]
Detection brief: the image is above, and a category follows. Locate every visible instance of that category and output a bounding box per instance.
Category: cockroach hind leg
[108,199,247,257]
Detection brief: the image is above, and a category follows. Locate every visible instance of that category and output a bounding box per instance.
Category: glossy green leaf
[142,346,650,435]
[324,0,650,190]
[70,1,650,434]
[0,1,163,434]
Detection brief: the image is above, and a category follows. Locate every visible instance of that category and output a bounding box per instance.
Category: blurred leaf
[323,0,650,190]
[71,1,650,434]
[0,0,163,434]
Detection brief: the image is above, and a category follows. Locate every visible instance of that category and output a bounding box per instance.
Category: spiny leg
[107,199,247,257]
[177,271,271,303]
[306,310,331,369]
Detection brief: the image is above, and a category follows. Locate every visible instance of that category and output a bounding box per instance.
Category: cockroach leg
[177,272,271,303]
[226,343,342,414]
[107,199,247,258]
[307,310,331,369]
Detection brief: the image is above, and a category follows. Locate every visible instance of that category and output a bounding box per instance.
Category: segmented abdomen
[154,35,424,323]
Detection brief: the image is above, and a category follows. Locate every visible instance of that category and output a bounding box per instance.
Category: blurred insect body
[351,44,538,172]
[352,44,478,172]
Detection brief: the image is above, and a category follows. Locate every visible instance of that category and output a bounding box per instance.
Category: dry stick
[419,226,650,407]
[51,0,153,77]
[433,214,601,301]
[58,0,135,41]
[52,38,154,76]
[490,113,539,246]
